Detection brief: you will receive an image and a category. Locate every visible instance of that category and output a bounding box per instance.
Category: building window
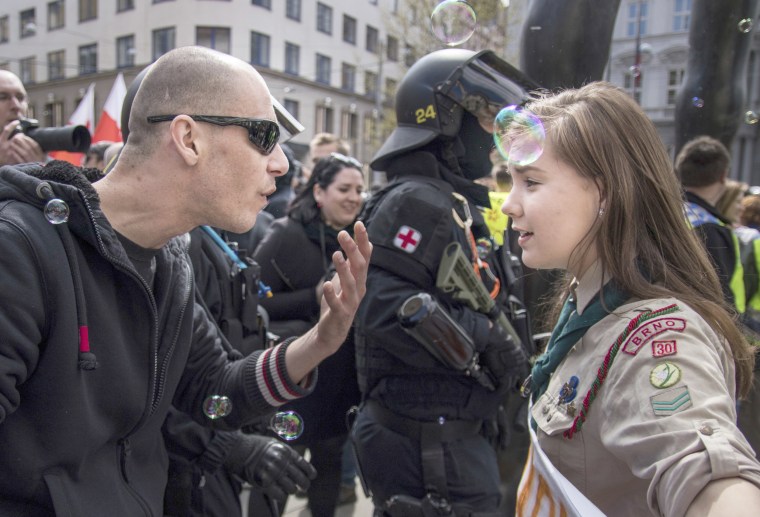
[252,0,271,8]
[250,31,270,67]
[20,9,36,38]
[626,1,648,37]
[196,26,231,53]
[341,109,358,141]
[78,43,97,75]
[316,104,334,133]
[0,16,9,43]
[44,100,64,127]
[366,25,379,53]
[117,34,135,68]
[386,36,399,61]
[623,70,642,104]
[385,77,397,103]
[79,0,97,22]
[285,42,300,75]
[343,15,357,44]
[48,1,65,31]
[152,26,176,60]
[317,3,332,35]
[667,68,685,106]
[363,112,376,145]
[20,57,36,84]
[117,0,135,12]
[286,0,301,21]
[404,44,416,67]
[365,70,378,98]
[316,53,331,85]
[341,63,356,92]
[673,0,691,32]
[284,99,299,121]
[48,50,65,80]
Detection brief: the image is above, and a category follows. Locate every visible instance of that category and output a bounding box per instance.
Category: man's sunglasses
[147,115,280,155]
[329,152,363,169]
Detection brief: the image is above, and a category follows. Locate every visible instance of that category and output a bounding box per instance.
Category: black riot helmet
[371,48,539,171]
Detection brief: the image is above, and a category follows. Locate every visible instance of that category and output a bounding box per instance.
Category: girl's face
[502,138,602,278]
[314,167,364,230]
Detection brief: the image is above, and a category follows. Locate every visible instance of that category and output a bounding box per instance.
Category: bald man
[0,70,46,166]
[0,47,371,515]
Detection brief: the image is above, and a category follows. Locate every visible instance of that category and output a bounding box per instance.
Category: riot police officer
[352,48,537,517]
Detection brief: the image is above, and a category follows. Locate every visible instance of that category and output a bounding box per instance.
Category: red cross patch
[394,225,421,253]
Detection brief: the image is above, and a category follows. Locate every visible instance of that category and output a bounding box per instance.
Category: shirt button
[699,424,714,436]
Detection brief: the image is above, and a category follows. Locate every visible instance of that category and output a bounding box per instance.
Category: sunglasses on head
[147,115,280,155]
[329,152,362,169]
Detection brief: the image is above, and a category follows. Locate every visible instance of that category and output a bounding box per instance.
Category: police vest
[685,202,746,313]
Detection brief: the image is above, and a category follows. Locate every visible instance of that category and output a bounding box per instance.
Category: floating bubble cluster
[270,410,304,441]
[430,0,477,47]
[493,105,546,166]
[44,199,70,224]
[203,395,232,420]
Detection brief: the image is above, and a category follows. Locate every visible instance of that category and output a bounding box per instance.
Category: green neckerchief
[530,281,630,409]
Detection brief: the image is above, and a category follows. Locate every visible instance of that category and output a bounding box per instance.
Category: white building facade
[0,0,408,162]
[607,0,760,185]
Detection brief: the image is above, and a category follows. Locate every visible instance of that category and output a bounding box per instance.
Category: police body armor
[354,173,531,517]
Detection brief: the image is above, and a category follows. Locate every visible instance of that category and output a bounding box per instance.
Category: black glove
[481,322,530,391]
[224,434,317,500]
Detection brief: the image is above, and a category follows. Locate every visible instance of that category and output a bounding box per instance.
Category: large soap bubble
[430,0,477,47]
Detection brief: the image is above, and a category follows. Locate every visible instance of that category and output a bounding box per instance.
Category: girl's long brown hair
[526,82,754,397]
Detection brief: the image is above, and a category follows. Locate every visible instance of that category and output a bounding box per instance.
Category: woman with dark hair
[253,153,365,516]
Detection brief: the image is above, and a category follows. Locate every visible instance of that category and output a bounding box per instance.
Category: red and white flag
[92,72,126,143]
[49,82,95,166]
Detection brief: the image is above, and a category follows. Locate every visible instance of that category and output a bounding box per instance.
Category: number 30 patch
[652,340,677,358]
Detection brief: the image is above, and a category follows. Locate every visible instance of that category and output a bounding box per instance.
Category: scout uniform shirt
[530,265,760,517]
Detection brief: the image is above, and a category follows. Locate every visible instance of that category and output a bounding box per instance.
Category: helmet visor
[439,51,539,131]
[272,95,305,144]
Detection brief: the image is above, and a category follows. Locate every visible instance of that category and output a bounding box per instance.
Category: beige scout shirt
[532,266,760,517]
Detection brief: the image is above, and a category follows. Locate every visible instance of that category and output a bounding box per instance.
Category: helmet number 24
[415,104,437,124]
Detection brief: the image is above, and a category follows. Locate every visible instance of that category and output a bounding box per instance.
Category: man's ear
[169,116,200,166]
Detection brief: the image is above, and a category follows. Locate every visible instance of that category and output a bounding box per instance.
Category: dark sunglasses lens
[248,120,279,155]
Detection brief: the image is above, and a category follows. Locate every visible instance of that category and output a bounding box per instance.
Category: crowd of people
[1,41,760,517]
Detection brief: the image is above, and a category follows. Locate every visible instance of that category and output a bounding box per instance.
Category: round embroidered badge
[649,362,682,389]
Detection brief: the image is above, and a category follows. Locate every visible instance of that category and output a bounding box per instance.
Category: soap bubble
[44,199,69,224]
[203,395,232,420]
[430,0,477,47]
[270,410,304,441]
[691,97,705,108]
[493,105,546,166]
[745,111,759,125]
[738,18,753,33]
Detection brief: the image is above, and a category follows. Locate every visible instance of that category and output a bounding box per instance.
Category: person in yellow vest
[502,82,760,516]
[677,136,746,314]
[484,162,511,246]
